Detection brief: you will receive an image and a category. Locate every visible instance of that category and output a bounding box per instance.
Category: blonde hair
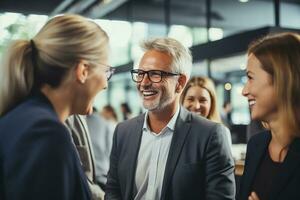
[248,32,300,135]
[180,76,222,123]
[141,37,192,79]
[0,14,109,116]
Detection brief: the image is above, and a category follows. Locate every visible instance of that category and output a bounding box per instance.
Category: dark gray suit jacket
[105,107,235,200]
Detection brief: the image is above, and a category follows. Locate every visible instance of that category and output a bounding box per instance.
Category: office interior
[0,0,300,161]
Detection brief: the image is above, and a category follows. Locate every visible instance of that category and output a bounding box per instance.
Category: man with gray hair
[105,37,235,200]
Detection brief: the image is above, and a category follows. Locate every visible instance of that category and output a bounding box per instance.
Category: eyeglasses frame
[130,69,180,83]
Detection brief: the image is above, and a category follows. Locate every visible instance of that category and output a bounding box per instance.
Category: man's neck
[147,104,179,134]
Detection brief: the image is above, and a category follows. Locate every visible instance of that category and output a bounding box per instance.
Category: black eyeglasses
[131,69,180,83]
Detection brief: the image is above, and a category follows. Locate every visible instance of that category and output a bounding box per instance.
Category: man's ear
[75,60,89,84]
[176,74,187,93]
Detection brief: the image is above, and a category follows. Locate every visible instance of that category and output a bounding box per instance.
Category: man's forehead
[139,50,172,71]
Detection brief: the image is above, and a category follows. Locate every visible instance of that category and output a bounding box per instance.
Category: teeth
[249,100,256,106]
[142,91,157,96]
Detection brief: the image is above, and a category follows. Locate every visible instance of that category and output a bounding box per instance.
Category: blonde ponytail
[0,40,35,116]
[0,14,109,116]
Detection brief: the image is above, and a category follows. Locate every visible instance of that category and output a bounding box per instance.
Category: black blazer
[239,131,300,200]
[105,107,235,200]
[0,93,91,200]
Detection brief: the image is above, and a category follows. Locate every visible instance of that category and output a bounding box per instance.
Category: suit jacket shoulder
[0,94,91,200]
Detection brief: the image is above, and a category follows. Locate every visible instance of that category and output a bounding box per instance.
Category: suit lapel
[242,132,271,199]
[269,137,300,200]
[125,114,145,200]
[160,107,192,200]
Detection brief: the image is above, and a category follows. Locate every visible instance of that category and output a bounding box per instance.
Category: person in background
[65,115,105,200]
[239,32,300,200]
[105,37,235,200]
[86,107,115,190]
[180,76,232,146]
[120,102,132,121]
[0,14,112,200]
[221,101,233,128]
[101,104,118,124]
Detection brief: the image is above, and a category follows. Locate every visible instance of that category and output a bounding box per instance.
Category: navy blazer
[0,93,91,200]
[105,107,235,200]
[239,131,300,200]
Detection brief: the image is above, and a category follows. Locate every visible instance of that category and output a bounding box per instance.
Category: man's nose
[140,73,152,86]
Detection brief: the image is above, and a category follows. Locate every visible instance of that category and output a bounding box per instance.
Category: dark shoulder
[0,95,58,125]
[190,112,218,128]
[112,114,144,143]
[189,112,226,138]
[0,97,70,152]
[114,114,144,134]
[247,131,270,147]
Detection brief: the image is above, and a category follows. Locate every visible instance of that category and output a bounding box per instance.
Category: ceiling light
[224,83,232,91]
[239,0,249,3]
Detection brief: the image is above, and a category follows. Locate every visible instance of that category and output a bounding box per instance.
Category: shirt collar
[143,105,181,132]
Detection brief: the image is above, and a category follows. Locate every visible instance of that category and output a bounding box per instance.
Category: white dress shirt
[134,107,180,200]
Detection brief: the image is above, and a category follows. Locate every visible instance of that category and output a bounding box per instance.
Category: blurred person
[105,37,235,200]
[65,114,105,200]
[0,14,113,200]
[101,105,118,124]
[239,32,300,200]
[120,102,132,121]
[221,101,233,128]
[180,76,232,146]
[86,107,115,190]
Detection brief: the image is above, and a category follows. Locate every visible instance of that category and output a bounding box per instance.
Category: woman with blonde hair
[239,32,300,200]
[180,76,232,146]
[0,14,113,199]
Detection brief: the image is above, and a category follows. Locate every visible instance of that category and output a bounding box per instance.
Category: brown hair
[0,14,109,116]
[180,76,222,123]
[248,32,300,135]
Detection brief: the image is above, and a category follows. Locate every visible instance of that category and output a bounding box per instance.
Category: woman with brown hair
[180,76,232,146]
[0,14,113,199]
[239,32,300,200]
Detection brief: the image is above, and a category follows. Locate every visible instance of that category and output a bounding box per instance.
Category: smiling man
[105,37,235,200]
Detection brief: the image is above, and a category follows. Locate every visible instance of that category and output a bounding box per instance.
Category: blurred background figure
[65,115,105,200]
[101,104,118,124]
[221,101,233,128]
[239,32,300,200]
[120,102,132,121]
[86,107,115,191]
[0,14,111,200]
[181,76,232,146]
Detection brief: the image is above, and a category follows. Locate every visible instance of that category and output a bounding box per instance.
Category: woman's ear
[176,74,187,93]
[75,60,89,84]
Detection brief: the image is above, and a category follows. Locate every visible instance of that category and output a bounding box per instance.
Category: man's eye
[150,71,161,76]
